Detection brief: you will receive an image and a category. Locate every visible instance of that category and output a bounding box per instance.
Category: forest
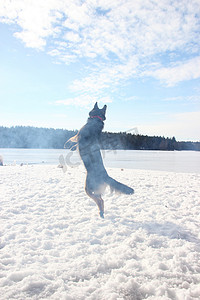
[0,126,199,151]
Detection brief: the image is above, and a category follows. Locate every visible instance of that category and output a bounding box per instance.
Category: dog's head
[89,102,107,121]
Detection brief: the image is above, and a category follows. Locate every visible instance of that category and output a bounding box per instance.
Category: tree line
[0,126,199,151]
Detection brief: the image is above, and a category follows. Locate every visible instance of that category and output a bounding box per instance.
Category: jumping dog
[67,102,134,218]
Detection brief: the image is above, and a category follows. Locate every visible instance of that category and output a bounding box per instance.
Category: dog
[67,102,134,218]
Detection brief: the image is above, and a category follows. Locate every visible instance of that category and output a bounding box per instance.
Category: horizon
[0,124,199,143]
[0,0,200,142]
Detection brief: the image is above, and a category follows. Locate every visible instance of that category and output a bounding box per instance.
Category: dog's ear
[94,102,98,109]
[102,105,107,114]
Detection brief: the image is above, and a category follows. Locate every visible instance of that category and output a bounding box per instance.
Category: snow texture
[0,164,200,299]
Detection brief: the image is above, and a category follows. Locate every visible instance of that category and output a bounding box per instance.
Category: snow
[1,160,200,299]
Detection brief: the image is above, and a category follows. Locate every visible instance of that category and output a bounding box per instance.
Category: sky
[0,0,200,142]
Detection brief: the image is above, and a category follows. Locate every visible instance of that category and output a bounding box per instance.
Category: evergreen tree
[0,126,199,151]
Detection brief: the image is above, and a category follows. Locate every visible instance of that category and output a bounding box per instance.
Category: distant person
[0,155,3,166]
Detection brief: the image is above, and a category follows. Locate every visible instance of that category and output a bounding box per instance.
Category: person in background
[0,155,3,166]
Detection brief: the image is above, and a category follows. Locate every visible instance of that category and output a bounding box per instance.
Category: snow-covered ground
[1,163,200,299]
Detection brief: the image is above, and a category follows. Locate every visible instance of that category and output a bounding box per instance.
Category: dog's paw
[99,211,104,218]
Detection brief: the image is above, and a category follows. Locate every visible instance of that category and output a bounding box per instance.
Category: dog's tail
[105,176,134,195]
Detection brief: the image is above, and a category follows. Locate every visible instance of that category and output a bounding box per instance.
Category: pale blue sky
[0,0,200,141]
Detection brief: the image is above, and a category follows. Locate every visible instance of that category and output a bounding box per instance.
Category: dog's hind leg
[85,188,104,218]
[94,195,104,218]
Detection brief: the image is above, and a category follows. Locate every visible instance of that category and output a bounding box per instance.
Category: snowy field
[0,152,200,299]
